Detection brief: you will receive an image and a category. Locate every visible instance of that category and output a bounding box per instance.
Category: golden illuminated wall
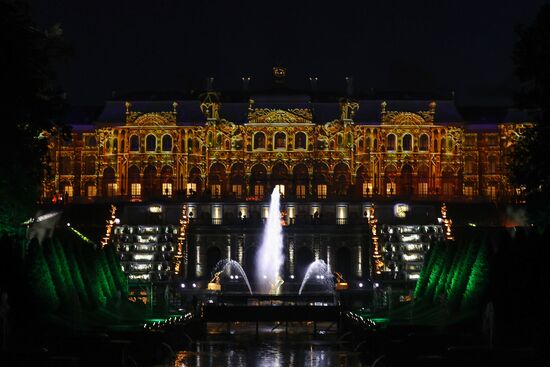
[43,99,530,203]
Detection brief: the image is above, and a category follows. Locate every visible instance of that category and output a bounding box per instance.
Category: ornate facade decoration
[43,98,532,204]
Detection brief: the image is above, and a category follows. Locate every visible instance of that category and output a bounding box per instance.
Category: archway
[336,246,352,280]
[271,162,289,197]
[251,164,267,199]
[384,165,397,196]
[143,165,157,197]
[296,246,314,281]
[230,163,245,199]
[160,165,174,196]
[128,165,141,198]
[188,166,202,197]
[400,164,413,196]
[208,162,226,199]
[293,163,309,199]
[356,165,370,197]
[333,163,350,197]
[244,245,258,280]
[206,246,223,278]
[102,167,116,196]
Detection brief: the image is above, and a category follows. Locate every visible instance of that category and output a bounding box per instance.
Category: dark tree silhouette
[509,5,550,228]
[0,0,70,230]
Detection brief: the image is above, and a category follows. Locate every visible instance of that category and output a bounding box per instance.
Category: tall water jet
[256,189,285,294]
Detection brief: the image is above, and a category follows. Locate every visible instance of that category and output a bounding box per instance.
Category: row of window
[58,181,498,201]
[253,131,307,150]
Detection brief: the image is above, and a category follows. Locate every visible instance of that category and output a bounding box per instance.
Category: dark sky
[31,0,548,105]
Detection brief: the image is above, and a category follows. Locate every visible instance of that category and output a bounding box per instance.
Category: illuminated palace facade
[43,89,531,284]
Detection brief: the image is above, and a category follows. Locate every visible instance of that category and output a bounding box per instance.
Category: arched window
[254,132,266,150]
[440,138,446,153]
[337,133,344,148]
[59,156,72,175]
[387,134,396,151]
[295,132,307,149]
[274,132,286,149]
[465,156,475,174]
[488,156,498,173]
[162,134,172,152]
[419,134,429,151]
[402,134,412,151]
[146,135,156,152]
[434,139,438,152]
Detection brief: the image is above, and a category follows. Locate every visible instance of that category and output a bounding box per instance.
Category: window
[386,182,396,195]
[465,156,475,174]
[387,134,396,151]
[232,184,242,198]
[317,184,327,199]
[465,135,476,146]
[402,134,412,151]
[486,185,497,199]
[86,185,97,197]
[162,183,172,197]
[295,132,307,149]
[419,134,429,151]
[254,132,266,150]
[362,182,373,197]
[129,135,139,152]
[418,182,428,196]
[211,184,221,198]
[146,135,156,152]
[131,183,142,197]
[274,132,286,149]
[86,135,97,147]
[488,156,498,173]
[463,185,474,196]
[254,184,264,198]
[442,183,454,196]
[107,183,118,197]
[162,135,172,152]
[274,184,285,197]
[296,184,306,199]
[62,185,73,197]
[186,183,197,196]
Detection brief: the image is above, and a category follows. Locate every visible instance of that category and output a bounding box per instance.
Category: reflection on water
[172,322,365,367]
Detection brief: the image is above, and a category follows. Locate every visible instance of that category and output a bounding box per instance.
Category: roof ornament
[172,101,178,114]
[125,101,131,115]
[381,101,387,115]
[429,100,437,114]
[200,92,221,122]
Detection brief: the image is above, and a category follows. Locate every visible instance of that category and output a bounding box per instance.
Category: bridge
[201,293,342,335]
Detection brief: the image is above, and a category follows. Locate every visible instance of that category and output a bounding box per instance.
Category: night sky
[31,0,549,105]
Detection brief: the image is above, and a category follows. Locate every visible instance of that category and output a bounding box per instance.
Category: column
[356,244,363,277]
[226,234,232,260]
[288,240,295,276]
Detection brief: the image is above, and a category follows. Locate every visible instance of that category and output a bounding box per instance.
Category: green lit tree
[448,237,481,310]
[64,240,90,309]
[43,238,70,308]
[105,245,128,295]
[26,239,59,313]
[462,243,490,310]
[98,249,117,301]
[414,240,443,300]
[432,242,457,304]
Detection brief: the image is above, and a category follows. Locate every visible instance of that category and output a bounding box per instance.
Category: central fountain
[256,189,285,294]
